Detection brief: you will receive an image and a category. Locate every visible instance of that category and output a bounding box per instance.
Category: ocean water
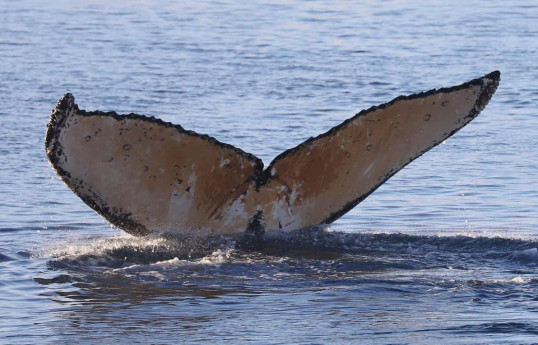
[1,0,537,344]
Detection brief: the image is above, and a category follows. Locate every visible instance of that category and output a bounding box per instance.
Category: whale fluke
[45,71,500,236]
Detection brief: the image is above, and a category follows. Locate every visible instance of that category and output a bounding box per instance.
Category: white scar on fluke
[45,71,500,237]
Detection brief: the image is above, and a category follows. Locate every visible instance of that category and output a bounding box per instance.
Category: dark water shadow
[29,227,538,342]
[36,227,538,300]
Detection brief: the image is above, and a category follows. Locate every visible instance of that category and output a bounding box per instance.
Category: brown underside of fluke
[45,71,500,236]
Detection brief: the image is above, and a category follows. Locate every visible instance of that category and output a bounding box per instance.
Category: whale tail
[46,71,500,236]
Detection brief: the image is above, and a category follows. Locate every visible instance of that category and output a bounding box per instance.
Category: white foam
[198,248,234,265]
[510,276,529,284]
[44,234,170,259]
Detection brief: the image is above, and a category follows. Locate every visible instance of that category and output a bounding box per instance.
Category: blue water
[1,0,537,344]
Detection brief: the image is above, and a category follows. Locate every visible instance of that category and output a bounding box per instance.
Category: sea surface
[1,0,537,344]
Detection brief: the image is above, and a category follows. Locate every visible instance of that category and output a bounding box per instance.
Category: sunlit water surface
[1,0,537,344]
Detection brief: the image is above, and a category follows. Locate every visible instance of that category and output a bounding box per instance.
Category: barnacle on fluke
[45,71,500,237]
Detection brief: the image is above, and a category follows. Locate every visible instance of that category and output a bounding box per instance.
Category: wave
[42,227,538,272]
[30,228,538,308]
[0,252,13,262]
[448,322,538,336]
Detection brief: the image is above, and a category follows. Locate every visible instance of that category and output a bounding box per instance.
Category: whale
[45,71,500,237]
